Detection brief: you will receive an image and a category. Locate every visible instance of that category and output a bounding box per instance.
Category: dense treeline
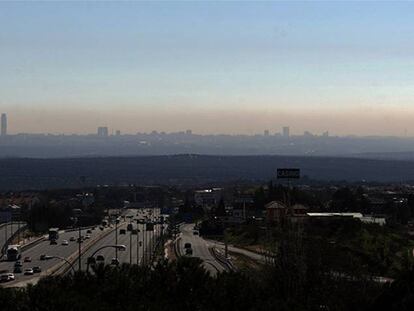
[2,155,414,190]
[0,257,412,311]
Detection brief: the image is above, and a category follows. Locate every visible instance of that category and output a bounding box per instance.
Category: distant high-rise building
[322,131,329,137]
[115,130,121,136]
[264,130,269,136]
[282,126,290,138]
[97,126,109,137]
[186,129,192,135]
[1,113,7,136]
[304,131,313,137]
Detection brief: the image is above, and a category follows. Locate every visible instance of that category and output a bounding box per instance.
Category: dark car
[119,229,126,235]
[13,266,22,273]
[184,243,192,249]
[50,240,57,245]
[32,266,42,273]
[96,255,105,262]
[87,257,96,265]
[185,248,193,255]
[14,261,23,267]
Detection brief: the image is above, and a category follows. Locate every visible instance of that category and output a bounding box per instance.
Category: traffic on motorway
[179,223,226,275]
[0,208,166,286]
[80,208,164,272]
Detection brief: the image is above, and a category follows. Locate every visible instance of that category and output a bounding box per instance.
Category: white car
[7,273,15,281]
[62,240,69,246]
[85,235,91,239]
[24,268,34,275]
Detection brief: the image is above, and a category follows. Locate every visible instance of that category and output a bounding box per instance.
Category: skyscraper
[1,113,7,136]
[282,126,290,138]
[97,126,109,137]
[264,129,269,136]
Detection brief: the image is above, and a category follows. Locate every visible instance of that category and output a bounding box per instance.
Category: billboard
[277,168,300,179]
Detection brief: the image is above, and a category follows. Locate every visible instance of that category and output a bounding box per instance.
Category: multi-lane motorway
[79,208,163,271]
[0,208,164,286]
[179,223,226,275]
[0,226,104,286]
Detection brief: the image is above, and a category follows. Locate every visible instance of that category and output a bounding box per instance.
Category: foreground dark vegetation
[0,257,412,311]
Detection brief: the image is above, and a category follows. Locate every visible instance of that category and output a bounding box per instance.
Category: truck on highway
[48,228,59,241]
[6,245,21,261]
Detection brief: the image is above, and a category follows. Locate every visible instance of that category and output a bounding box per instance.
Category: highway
[179,223,226,275]
[0,226,108,286]
[80,208,163,271]
[0,208,165,286]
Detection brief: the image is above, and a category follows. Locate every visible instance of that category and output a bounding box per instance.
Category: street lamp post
[115,216,119,260]
[136,228,140,265]
[129,219,132,265]
[86,244,126,272]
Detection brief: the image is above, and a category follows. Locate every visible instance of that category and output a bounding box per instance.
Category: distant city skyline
[1,2,414,136]
[1,112,413,138]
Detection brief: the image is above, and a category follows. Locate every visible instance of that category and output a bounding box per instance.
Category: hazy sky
[1,1,414,136]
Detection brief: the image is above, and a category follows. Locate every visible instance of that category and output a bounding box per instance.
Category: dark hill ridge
[1,154,414,190]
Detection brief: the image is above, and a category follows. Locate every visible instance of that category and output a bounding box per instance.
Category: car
[24,256,32,262]
[13,266,22,273]
[40,254,52,260]
[77,237,84,243]
[193,231,199,235]
[110,258,119,266]
[7,273,15,281]
[50,240,57,245]
[24,268,34,275]
[99,226,104,231]
[127,224,133,231]
[185,248,193,255]
[14,261,23,267]
[119,229,126,235]
[69,236,76,242]
[96,255,105,263]
[86,229,92,234]
[0,274,10,282]
[62,240,69,246]
[87,257,96,265]
[85,234,91,239]
[184,243,192,249]
[32,266,41,273]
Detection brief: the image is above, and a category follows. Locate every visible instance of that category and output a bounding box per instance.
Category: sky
[1,1,414,136]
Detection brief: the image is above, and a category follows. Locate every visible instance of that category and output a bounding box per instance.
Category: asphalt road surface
[0,208,165,286]
[80,208,163,271]
[0,226,106,286]
[179,223,226,275]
